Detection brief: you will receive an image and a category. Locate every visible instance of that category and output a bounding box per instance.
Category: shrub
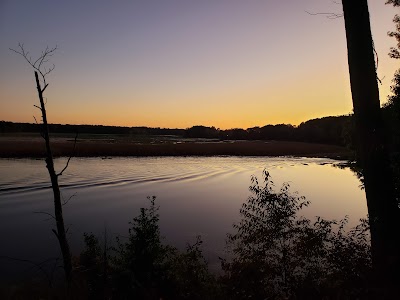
[222,170,372,299]
[110,196,219,299]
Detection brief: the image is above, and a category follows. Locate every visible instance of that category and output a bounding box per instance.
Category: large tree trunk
[35,71,72,283]
[341,0,400,290]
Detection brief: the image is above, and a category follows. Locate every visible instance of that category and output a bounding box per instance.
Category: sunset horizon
[1,0,398,129]
[1,111,351,130]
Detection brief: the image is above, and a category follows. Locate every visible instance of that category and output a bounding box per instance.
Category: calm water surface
[0,156,366,277]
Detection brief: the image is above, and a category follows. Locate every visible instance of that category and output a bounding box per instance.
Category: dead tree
[341,0,400,291]
[10,44,73,283]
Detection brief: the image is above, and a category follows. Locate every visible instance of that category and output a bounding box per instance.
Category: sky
[0,0,399,129]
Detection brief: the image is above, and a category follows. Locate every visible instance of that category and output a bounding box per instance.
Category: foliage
[383,71,400,203]
[111,196,170,298]
[387,70,400,109]
[296,116,350,146]
[385,0,400,149]
[80,232,102,269]
[383,71,400,152]
[384,0,400,209]
[77,232,105,298]
[161,236,221,299]
[221,171,372,299]
[81,196,220,299]
[386,0,400,6]
[388,15,400,59]
[386,0,400,58]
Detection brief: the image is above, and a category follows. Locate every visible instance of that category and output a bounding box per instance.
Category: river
[0,156,366,278]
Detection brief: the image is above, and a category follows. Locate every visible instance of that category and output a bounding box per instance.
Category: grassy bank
[0,134,351,159]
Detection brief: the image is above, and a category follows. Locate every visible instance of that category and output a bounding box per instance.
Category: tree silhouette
[387,0,400,59]
[10,44,73,284]
[341,0,400,292]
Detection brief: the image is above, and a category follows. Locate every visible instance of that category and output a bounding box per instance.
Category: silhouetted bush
[78,196,220,299]
[72,175,373,299]
[221,170,372,299]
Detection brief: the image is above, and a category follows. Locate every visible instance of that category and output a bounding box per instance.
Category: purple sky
[0,0,398,129]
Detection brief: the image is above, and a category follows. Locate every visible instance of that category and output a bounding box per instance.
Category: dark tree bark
[341,0,400,290]
[34,71,72,283]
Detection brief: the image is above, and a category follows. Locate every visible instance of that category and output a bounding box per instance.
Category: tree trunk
[35,71,72,283]
[341,0,400,290]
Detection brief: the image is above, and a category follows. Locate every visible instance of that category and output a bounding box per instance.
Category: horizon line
[1,114,352,131]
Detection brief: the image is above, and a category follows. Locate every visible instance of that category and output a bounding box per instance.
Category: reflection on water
[0,156,366,277]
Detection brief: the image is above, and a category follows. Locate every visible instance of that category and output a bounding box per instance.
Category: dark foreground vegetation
[0,173,374,299]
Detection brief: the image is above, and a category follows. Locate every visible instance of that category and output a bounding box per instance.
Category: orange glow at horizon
[0,0,398,130]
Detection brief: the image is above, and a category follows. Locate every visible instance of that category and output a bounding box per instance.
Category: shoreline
[0,136,352,160]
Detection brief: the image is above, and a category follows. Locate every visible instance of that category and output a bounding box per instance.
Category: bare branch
[305,11,343,19]
[57,132,78,177]
[33,114,46,139]
[50,255,62,284]
[62,192,77,206]
[0,255,55,287]
[42,83,49,93]
[10,43,57,86]
[372,38,384,84]
[34,211,56,221]
[52,228,59,240]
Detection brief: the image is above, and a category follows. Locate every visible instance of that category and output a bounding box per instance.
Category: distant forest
[0,115,353,146]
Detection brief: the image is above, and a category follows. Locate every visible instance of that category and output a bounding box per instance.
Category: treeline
[0,115,352,146]
[0,121,185,137]
[185,115,351,145]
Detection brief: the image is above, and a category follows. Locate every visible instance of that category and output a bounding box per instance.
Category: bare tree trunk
[342,0,400,290]
[34,71,72,283]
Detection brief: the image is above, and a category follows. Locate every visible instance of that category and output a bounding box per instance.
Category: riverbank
[0,135,352,159]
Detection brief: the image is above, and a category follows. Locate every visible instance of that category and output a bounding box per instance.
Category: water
[0,156,366,278]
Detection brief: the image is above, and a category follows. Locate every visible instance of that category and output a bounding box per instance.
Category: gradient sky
[0,0,399,129]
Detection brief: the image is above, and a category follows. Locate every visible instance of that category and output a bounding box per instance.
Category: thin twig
[0,255,54,286]
[10,43,57,86]
[42,83,49,93]
[62,192,77,206]
[52,228,59,240]
[305,11,343,19]
[50,254,62,284]
[34,211,56,221]
[57,132,78,177]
